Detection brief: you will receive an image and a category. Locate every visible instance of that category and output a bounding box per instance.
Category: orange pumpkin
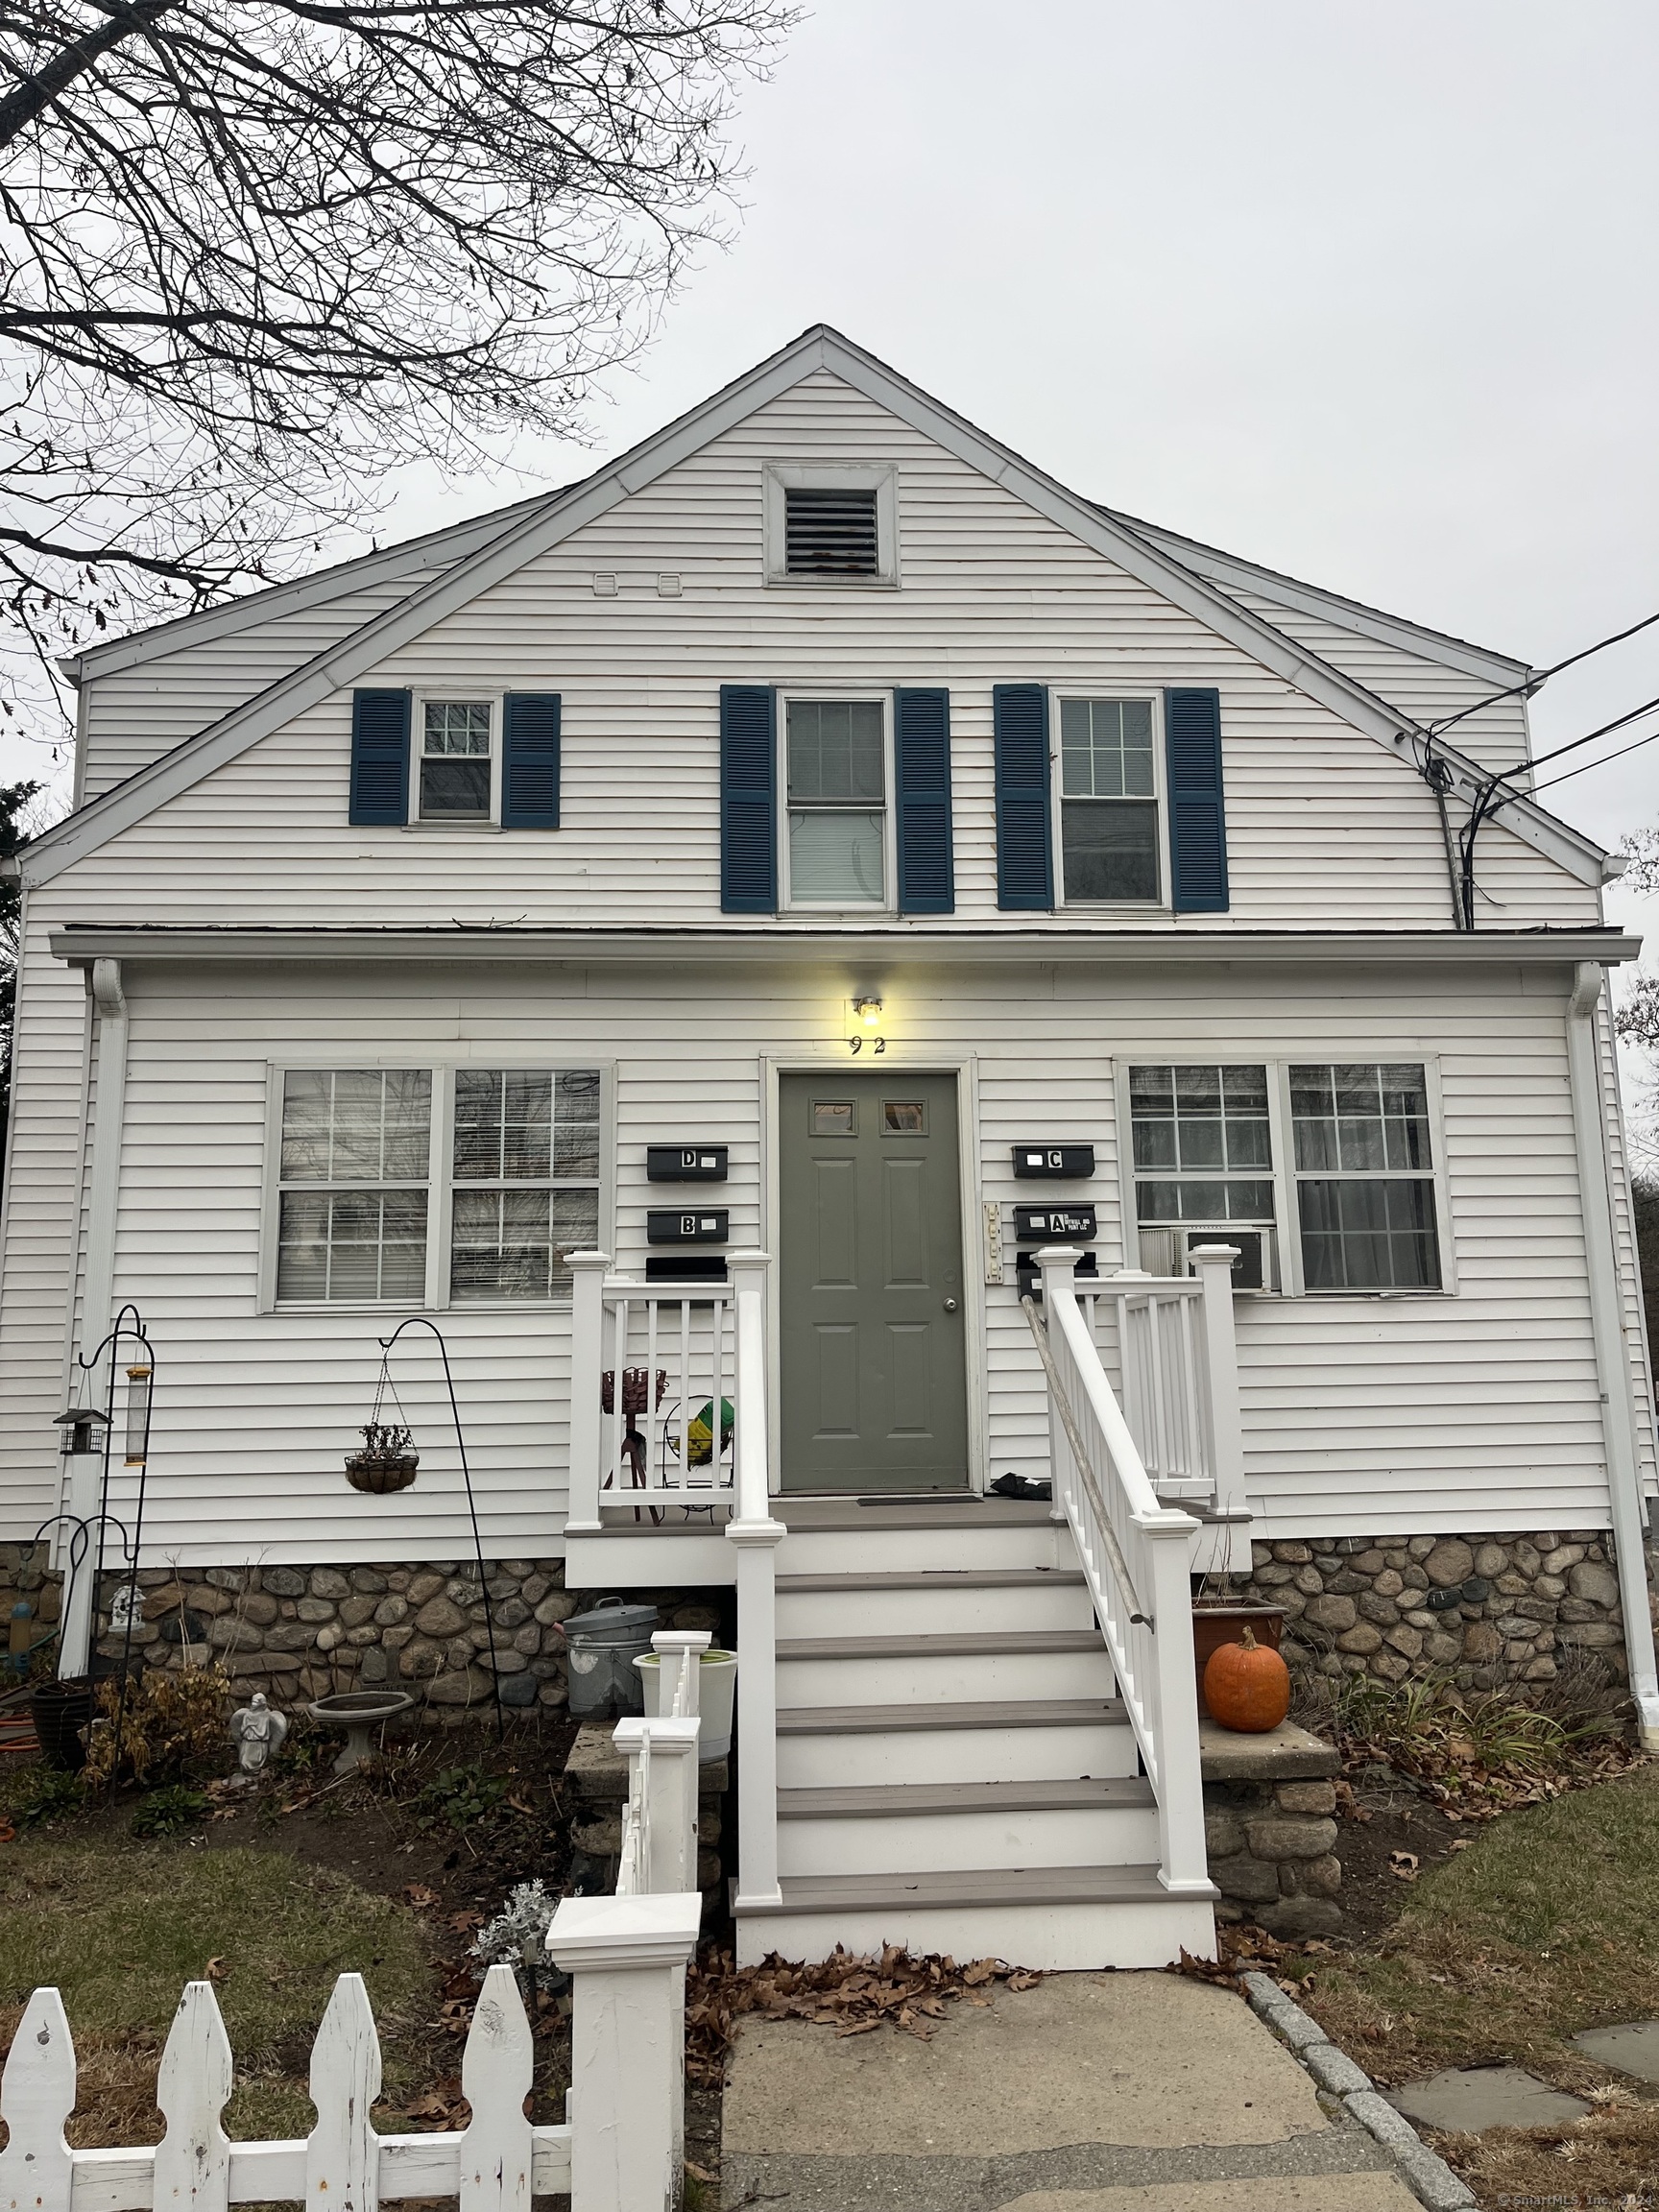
[1203,1624,1291,1733]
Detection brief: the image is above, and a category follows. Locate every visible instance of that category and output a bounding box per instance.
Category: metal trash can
[558,1596,660,1719]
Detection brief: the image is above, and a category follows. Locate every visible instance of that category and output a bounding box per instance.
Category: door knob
[943,1298,959,1312]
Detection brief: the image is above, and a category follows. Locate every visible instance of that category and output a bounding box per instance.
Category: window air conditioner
[1138,1224,1276,1292]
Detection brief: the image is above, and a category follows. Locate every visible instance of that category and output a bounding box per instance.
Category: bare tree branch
[0,0,795,743]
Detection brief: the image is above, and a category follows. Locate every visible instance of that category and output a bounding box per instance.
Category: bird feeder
[54,1403,110,1458]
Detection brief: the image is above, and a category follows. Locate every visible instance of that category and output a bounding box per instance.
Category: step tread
[781,1499,1055,1531]
[778,1628,1104,1660]
[776,1696,1129,1735]
[777,1568,1085,1594]
[741,1864,1209,1913]
[778,1776,1155,1818]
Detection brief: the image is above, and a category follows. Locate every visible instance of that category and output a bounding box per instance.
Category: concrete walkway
[720,1971,1422,2212]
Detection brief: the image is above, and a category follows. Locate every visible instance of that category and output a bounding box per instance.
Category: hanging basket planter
[345,1421,420,1495]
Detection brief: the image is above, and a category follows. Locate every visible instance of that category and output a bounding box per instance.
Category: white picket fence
[0,1637,713,2212]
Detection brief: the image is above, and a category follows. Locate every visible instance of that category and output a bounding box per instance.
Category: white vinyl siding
[0,949,1638,1564]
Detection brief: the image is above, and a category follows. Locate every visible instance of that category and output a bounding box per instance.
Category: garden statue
[228,1692,288,1782]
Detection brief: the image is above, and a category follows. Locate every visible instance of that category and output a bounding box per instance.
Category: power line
[1532,721,1659,794]
[1428,605,1659,738]
[1511,691,1659,781]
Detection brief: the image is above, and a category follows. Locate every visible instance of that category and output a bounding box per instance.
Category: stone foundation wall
[0,1548,729,1725]
[1204,1774,1342,1937]
[1223,1529,1651,1693]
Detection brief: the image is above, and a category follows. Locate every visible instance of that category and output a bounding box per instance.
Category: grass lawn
[1297,1763,1659,2204]
[0,1825,443,2142]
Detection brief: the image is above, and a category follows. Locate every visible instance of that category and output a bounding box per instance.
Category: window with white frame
[420,700,493,821]
[783,698,888,906]
[276,1070,432,1302]
[1289,1063,1441,1290]
[450,1068,601,1300]
[1130,1065,1275,1223]
[1059,697,1161,902]
[274,1065,602,1305]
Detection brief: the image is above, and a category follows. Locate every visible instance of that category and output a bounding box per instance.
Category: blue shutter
[894,686,954,915]
[1164,687,1229,913]
[501,693,561,829]
[349,689,410,826]
[720,685,777,913]
[993,684,1053,910]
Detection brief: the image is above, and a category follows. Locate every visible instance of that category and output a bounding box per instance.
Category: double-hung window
[273,1065,603,1306]
[420,701,493,821]
[1290,1064,1441,1290]
[1121,1057,1446,1294]
[783,698,889,907]
[450,1069,601,1300]
[1060,697,1160,902]
[276,1070,432,1302]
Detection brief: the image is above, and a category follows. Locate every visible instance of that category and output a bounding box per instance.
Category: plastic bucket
[634,1647,738,1762]
[558,1597,659,1719]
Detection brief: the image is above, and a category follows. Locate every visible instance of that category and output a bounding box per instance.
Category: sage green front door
[779,1072,970,1493]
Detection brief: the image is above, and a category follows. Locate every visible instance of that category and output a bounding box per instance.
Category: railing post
[1190,1244,1249,1573]
[725,1249,784,1916]
[565,1250,611,1536]
[652,1628,712,1719]
[613,1715,701,1896]
[1141,1514,1211,1896]
[547,1892,702,2212]
[1037,1245,1082,1522]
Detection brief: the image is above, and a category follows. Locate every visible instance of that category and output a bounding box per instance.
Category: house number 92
[848,1036,886,1054]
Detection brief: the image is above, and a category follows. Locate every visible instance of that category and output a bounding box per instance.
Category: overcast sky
[14,1,1659,928]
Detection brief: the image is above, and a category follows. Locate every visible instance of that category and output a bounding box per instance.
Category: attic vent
[785,486,879,576]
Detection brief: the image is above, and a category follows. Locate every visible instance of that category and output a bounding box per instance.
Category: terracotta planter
[1191,1600,1285,1719]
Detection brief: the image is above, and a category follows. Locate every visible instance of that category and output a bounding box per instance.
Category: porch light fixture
[851,995,884,1029]
[54,1403,110,1458]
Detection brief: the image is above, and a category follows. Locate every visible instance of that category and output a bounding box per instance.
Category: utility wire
[1532,720,1659,794]
[1429,607,1659,738]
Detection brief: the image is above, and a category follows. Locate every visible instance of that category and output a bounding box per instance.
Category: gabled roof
[15,325,1606,889]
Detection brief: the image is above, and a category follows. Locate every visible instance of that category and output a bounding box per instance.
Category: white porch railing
[1025,1245,1212,1900]
[1079,1246,1250,1574]
[722,1251,784,1914]
[566,1252,750,1527]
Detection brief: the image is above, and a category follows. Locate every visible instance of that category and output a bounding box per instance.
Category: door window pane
[789,809,885,902]
[1062,800,1159,902]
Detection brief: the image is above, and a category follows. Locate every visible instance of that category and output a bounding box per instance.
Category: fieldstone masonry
[1220,1529,1653,1694]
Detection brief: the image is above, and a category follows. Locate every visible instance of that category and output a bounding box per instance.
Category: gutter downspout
[1566,963,1659,1748]
[59,956,126,1679]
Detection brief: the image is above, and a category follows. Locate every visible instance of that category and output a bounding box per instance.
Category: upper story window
[1290,1063,1441,1291]
[1059,696,1161,902]
[420,700,493,821]
[783,697,889,907]
[763,466,898,586]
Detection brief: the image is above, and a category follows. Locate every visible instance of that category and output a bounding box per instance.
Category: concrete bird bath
[306,1689,415,1773]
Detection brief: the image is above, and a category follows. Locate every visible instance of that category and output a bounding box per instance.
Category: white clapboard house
[2,325,1655,1969]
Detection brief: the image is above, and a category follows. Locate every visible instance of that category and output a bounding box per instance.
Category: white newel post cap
[613,1715,701,1759]
[1189,1243,1241,1266]
[652,1630,714,1656]
[565,1248,612,1276]
[546,1890,702,1973]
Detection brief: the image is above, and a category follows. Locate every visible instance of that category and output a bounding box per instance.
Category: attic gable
[14,325,1607,891]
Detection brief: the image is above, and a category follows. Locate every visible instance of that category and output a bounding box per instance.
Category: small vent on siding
[784,487,879,576]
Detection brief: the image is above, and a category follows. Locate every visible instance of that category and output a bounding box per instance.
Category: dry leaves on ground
[685,1945,1042,2081]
